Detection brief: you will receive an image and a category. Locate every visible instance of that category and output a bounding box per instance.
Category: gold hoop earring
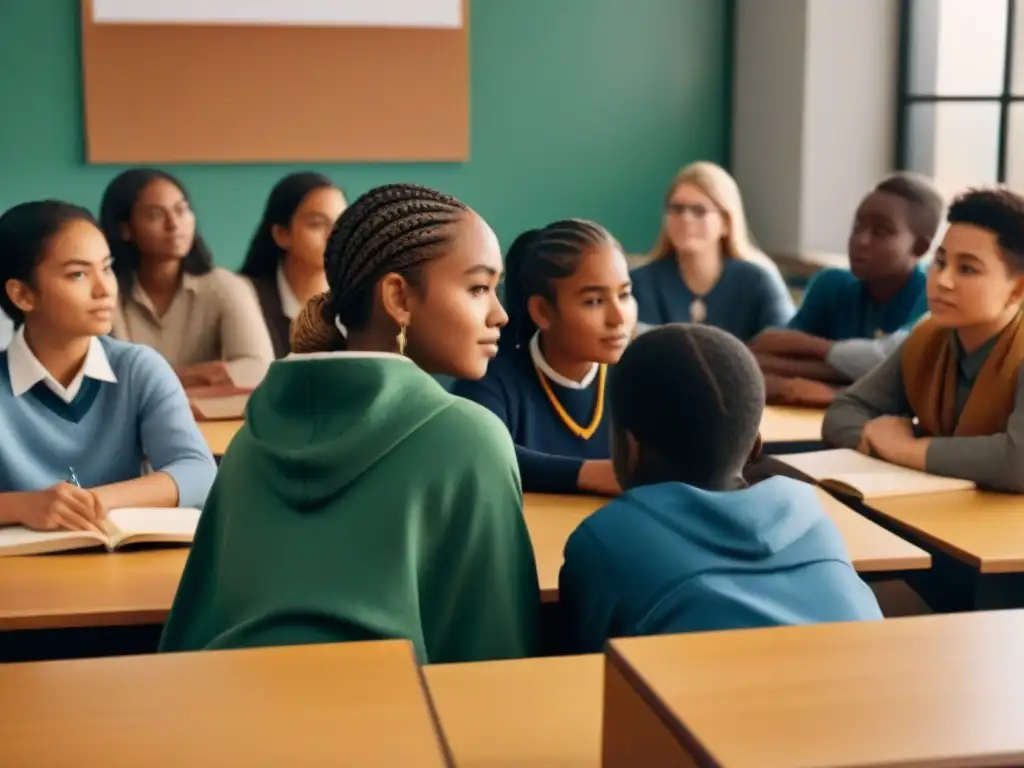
[396,324,408,356]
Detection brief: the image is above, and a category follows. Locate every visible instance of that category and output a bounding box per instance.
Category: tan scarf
[901,312,1024,437]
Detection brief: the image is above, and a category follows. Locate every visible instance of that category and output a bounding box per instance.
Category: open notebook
[0,507,200,557]
[775,449,976,500]
[188,386,251,421]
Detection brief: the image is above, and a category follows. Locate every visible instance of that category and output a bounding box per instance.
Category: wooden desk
[198,419,244,456]
[759,405,824,445]
[866,491,1024,610]
[0,640,450,767]
[0,549,187,631]
[524,489,928,603]
[604,611,1024,768]
[425,654,601,767]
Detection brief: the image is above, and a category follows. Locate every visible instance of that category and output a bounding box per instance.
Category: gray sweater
[822,339,1024,493]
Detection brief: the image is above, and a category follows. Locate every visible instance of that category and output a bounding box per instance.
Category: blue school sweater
[631,257,795,342]
[788,266,927,340]
[452,344,610,494]
[0,337,217,508]
[558,476,882,652]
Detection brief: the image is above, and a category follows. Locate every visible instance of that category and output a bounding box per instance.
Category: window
[898,0,1024,194]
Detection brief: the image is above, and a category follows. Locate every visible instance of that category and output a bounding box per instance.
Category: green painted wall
[0,1,730,267]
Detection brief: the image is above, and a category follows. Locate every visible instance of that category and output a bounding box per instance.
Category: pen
[68,466,82,488]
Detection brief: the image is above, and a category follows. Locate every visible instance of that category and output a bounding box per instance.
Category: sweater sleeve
[131,346,218,508]
[822,342,910,448]
[559,523,619,654]
[826,330,910,382]
[452,373,583,494]
[422,404,541,663]
[925,369,1024,493]
[212,270,275,387]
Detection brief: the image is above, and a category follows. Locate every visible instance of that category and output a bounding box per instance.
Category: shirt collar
[128,273,198,316]
[7,327,117,402]
[955,332,999,383]
[279,351,412,364]
[529,332,598,389]
[276,264,303,321]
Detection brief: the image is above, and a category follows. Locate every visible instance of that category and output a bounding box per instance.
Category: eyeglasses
[664,202,712,218]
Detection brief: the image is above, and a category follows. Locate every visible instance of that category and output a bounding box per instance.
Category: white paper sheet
[92,0,462,28]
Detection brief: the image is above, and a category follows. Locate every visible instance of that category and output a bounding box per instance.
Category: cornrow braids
[290,183,469,354]
[502,219,620,351]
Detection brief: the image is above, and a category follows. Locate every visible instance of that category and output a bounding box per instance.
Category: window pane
[906,102,1001,195]
[908,0,1007,96]
[1005,104,1024,187]
[1012,0,1024,94]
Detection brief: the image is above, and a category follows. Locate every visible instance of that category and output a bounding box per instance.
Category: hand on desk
[857,416,928,471]
[17,482,106,533]
[177,361,233,389]
[775,377,838,408]
[577,460,621,497]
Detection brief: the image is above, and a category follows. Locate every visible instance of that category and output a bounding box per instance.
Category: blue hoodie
[558,476,882,652]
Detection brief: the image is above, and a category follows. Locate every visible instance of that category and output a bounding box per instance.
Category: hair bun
[290,292,345,353]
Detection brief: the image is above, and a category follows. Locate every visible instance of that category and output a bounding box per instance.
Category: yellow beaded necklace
[533,361,607,440]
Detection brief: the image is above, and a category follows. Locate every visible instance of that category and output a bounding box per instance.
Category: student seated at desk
[239,172,347,358]
[0,201,216,531]
[751,173,943,407]
[630,162,794,342]
[558,324,881,653]
[101,168,274,389]
[824,187,1024,494]
[159,184,540,663]
[452,220,636,496]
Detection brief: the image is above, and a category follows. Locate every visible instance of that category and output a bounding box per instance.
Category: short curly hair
[947,187,1024,273]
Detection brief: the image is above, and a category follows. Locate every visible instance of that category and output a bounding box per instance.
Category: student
[0,201,216,531]
[101,168,274,388]
[558,324,882,652]
[631,162,794,342]
[159,183,540,663]
[825,292,929,383]
[823,187,1024,494]
[239,172,347,358]
[452,220,636,496]
[752,173,943,407]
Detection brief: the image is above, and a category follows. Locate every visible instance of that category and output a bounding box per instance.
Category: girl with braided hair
[453,219,636,496]
[160,184,540,663]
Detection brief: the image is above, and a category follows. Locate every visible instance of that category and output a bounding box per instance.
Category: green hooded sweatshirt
[159,353,540,663]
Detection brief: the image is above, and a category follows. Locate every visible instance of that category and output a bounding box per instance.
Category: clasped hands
[856,415,929,471]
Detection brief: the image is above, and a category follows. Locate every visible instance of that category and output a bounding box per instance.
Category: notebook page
[106,508,201,538]
[0,526,105,555]
[191,394,249,420]
[831,471,976,498]
[776,449,895,479]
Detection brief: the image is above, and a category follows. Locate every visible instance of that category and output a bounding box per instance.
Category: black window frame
[896,0,1021,181]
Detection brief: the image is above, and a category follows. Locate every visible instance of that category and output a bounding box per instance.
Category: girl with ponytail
[161,183,539,664]
[453,219,637,496]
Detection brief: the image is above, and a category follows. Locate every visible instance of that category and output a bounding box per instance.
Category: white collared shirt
[7,327,118,403]
[528,332,598,390]
[0,312,12,351]
[276,264,302,321]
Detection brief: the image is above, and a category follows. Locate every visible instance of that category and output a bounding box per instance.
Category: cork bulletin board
[80,0,469,163]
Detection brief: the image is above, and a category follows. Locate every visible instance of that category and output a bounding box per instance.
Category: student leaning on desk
[0,201,216,532]
[824,186,1024,493]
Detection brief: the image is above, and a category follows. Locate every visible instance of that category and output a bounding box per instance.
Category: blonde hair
[649,162,771,269]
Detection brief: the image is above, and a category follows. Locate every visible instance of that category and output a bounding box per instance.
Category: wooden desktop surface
[425,654,601,767]
[869,491,1024,574]
[0,640,449,767]
[198,419,243,456]
[0,548,186,631]
[759,405,824,444]
[604,610,1024,768]
[201,408,821,457]
[0,490,927,631]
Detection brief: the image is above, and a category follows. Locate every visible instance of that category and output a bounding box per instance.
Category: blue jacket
[558,476,882,651]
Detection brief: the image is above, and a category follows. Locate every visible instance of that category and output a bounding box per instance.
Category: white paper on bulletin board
[91,0,462,28]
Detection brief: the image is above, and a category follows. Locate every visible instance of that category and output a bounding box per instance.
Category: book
[774,449,976,500]
[0,507,200,557]
[188,385,252,421]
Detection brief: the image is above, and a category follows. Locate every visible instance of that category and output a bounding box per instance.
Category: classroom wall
[732,0,899,258]
[0,1,730,267]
